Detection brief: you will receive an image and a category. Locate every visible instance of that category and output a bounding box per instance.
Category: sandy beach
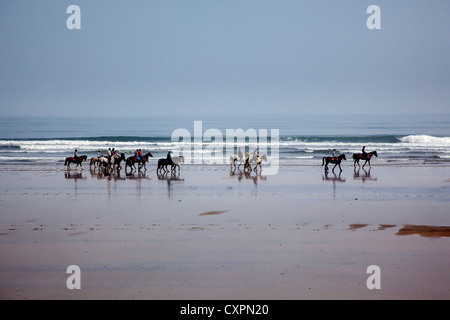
[0,161,449,300]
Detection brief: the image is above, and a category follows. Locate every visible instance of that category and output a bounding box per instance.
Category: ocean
[0,114,449,166]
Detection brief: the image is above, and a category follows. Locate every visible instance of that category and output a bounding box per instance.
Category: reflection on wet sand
[64,171,86,197]
[157,172,185,199]
[322,171,346,183]
[229,168,267,184]
[89,168,125,181]
[64,172,86,180]
[353,168,377,182]
[126,171,150,180]
[322,171,345,197]
[125,170,151,197]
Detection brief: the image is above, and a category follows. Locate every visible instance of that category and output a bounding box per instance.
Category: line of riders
[65,145,378,173]
[65,148,183,173]
[322,146,378,172]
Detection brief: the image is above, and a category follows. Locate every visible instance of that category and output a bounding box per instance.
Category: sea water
[0,113,449,165]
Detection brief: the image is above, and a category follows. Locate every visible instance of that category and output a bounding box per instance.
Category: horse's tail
[64,158,68,166]
[321,157,325,166]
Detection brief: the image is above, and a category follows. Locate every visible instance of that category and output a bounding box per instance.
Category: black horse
[322,154,346,172]
[64,155,87,170]
[157,158,174,173]
[352,151,378,168]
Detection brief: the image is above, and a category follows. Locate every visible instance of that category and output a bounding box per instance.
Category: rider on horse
[362,146,367,159]
[332,149,337,161]
[135,149,142,161]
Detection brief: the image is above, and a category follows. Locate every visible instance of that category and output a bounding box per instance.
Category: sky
[0,0,449,117]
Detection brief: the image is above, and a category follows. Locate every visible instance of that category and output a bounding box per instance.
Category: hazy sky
[0,0,449,117]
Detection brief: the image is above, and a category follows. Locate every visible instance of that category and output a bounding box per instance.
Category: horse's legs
[332,163,338,172]
[362,160,367,168]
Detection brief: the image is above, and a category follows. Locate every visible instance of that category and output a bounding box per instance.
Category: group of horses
[64,151,184,174]
[64,148,378,174]
[322,150,378,172]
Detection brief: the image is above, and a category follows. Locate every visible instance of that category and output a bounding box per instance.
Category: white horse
[229,148,249,169]
[97,156,111,171]
[171,156,185,173]
[244,154,268,172]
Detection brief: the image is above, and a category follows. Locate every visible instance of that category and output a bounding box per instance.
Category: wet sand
[0,163,449,299]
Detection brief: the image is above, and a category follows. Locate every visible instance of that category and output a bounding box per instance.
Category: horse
[157,158,174,173]
[170,156,185,173]
[229,148,249,169]
[90,157,100,169]
[110,152,126,171]
[251,154,268,172]
[352,151,378,168]
[247,154,268,172]
[322,154,346,172]
[125,152,153,171]
[97,156,111,172]
[64,155,87,170]
[243,154,268,173]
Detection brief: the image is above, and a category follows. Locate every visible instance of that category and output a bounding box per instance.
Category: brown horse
[352,151,378,168]
[64,155,87,170]
[125,152,153,171]
[322,154,346,172]
[90,156,100,169]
